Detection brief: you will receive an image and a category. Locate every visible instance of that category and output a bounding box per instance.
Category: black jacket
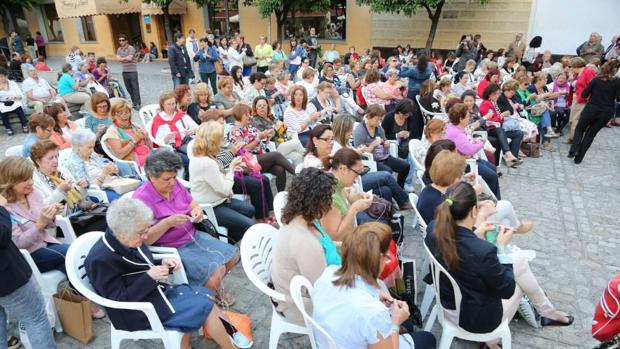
[167,43,192,78]
[425,222,515,333]
[0,206,32,297]
[84,231,174,331]
[582,77,620,112]
[381,109,418,141]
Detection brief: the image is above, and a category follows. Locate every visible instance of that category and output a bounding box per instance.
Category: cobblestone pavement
[1,59,616,349]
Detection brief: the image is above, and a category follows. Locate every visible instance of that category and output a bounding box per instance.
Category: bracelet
[391,324,400,333]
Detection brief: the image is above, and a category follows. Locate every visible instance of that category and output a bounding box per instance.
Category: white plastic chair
[101,139,143,177]
[74,117,86,129]
[388,142,398,158]
[145,118,174,150]
[408,193,435,321]
[423,243,512,348]
[408,139,426,187]
[294,163,304,174]
[5,145,23,157]
[65,231,187,349]
[19,249,65,333]
[290,275,338,349]
[138,104,160,128]
[272,191,287,227]
[57,165,109,204]
[240,224,309,349]
[415,95,448,123]
[54,215,77,244]
[199,202,229,242]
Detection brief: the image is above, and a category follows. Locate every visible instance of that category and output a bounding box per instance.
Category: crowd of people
[1,27,619,349]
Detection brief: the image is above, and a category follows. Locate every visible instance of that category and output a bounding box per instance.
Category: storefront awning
[141,0,187,15]
[55,0,142,19]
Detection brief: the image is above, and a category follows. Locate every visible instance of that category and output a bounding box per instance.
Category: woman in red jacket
[478,83,524,167]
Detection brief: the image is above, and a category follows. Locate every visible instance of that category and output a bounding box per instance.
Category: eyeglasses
[318,137,334,143]
[115,111,131,117]
[348,167,363,176]
[118,39,126,42]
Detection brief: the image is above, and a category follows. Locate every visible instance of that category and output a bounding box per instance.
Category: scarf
[112,119,140,161]
[151,110,186,147]
[47,172,84,209]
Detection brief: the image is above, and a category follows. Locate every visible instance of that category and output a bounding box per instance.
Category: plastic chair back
[273,191,287,227]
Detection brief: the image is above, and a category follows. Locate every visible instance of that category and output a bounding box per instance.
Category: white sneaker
[404,184,415,193]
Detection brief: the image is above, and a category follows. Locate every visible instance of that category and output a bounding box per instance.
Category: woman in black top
[570,61,620,163]
[381,98,418,158]
[0,198,57,349]
[186,82,214,124]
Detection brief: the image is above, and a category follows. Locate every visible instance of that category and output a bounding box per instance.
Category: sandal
[7,336,20,349]
[505,159,520,168]
[216,292,236,308]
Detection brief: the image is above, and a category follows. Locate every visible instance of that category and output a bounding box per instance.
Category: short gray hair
[144,149,183,179]
[385,68,400,77]
[71,128,97,147]
[106,198,154,236]
[77,62,87,71]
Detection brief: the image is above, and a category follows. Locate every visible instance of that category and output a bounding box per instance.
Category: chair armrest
[87,189,109,203]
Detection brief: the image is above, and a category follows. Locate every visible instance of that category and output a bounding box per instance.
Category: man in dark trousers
[168,33,193,88]
[116,34,141,109]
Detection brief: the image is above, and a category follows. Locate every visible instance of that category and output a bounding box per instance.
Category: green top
[332,180,349,217]
[516,88,540,125]
[254,44,274,68]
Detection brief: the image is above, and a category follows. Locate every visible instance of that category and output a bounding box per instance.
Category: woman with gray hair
[132,150,239,300]
[72,62,95,90]
[578,32,605,63]
[62,128,123,202]
[85,198,238,349]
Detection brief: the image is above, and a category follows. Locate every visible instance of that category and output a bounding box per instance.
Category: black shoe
[540,315,574,327]
[567,152,575,158]
[574,157,583,164]
[6,128,14,136]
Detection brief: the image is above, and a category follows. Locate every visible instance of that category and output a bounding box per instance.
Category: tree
[243,0,331,42]
[356,0,490,51]
[1,0,42,35]
[138,0,219,44]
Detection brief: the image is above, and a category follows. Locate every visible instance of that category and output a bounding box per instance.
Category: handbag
[175,135,193,155]
[203,310,253,348]
[366,196,395,221]
[102,176,141,194]
[238,148,261,173]
[242,55,257,67]
[214,59,225,75]
[53,288,93,344]
[520,142,541,158]
[388,259,423,331]
[593,276,620,341]
[502,116,521,132]
[194,218,231,242]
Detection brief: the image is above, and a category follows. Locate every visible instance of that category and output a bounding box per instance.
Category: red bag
[593,276,620,341]
[238,148,261,174]
[379,240,398,280]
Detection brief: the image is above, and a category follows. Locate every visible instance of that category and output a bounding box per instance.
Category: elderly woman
[283,85,321,147]
[102,99,152,169]
[362,69,400,109]
[63,129,122,202]
[227,104,295,192]
[242,72,267,105]
[186,82,214,125]
[271,167,339,325]
[57,63,89,107]
[85,199,236,349]
[190,121,256,240]
[72,62,95,89]
[353,105,410,187]
[0,67,28,135]
[84,92,112,138]
[44,103,78,150]
[313,223,437,349]
[212,76,242,123]
[250,96,305,165]
[132,150,238,292]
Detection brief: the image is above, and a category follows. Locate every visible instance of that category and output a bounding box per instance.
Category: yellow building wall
[181,3,207,35]
[371,0,533,51]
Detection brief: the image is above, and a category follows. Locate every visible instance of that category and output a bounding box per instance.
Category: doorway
[109,13,144,51]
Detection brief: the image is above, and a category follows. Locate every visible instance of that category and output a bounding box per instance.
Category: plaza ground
[1,58,615,349]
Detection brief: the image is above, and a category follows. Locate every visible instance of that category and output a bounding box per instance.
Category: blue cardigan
[194,45,220,74]
[399,64,433,92]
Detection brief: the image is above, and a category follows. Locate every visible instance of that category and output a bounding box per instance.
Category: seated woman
[132,150,238,292]
[250,96,305,165]
[525,74,562,150]
[283,85,321,147]
[302,124,334,169]
[479,83,523,167]
[445,103,501,199]
[242,72,267,105]
[57,63,90,108]
[418,79,442,113]
[92,57,126,98]
[227,104,295,192]
[212,76,242,123]
[186,82,214,125]
[72,62,95,91]
[322,148,375,237]
[381,98,417,159]
[0,156,68,273]
[271,167,339,325]
[190,121,256,241]
[295,67,318,99]
[313,223,437,349]
[0,67,28,135]
[44,103,78,150]
[476,68,501,98]
[425,181,572,345]
[174,84,192,112]
[85,199,236,349]
[412,118,446,168]
[433,77,453,111]
[332,114,411,210]
[362,69,402,112]
[353,105,410,187]
[498,79,539,144]
[102,99,152,174]
[307,81,340,124]
[151,91,198,175]
[84,92,113,138]
[63,129,123,202]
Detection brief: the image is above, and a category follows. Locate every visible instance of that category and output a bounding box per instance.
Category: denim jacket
[400,64,433,92]
[194,46,220,74]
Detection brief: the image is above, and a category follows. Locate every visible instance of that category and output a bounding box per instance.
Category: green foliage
[246,0,332,20]
[140,0,219,8]
[1,0,43,11]
[355,0,442,17]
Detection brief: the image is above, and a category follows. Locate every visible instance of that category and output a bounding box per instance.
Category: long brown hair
[599,60,620,80]
[433,181,477,271]
[333,222,392,288]
[43,103,67,134]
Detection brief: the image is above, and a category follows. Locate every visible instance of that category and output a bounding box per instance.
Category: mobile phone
[59,199,67,205]
[168,266,175,274]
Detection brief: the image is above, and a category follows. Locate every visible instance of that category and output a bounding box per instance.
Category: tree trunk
[2,7,16,34]
[425,0,445,52]
[224,0,230,36]
[162,4,173,45]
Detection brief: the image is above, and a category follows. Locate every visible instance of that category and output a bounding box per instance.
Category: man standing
[116,34,141,109]
[168,33,192,87]
[9,32,24,55]
[185,29,200,83]
[567,57,596,144]
[506,33,525,62]
[306,27,319,68]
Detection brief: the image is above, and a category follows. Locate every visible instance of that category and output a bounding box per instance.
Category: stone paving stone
[1,59,617,349]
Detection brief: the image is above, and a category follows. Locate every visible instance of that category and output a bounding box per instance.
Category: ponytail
[322,155,334,171]
[433,200,460,271]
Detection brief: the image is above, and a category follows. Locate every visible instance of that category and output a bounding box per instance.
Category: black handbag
[389,260,424,331]
[193,218,233,243]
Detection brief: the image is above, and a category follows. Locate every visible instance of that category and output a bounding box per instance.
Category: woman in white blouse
[283,85,321,147]
[189,121,256,242]
[312,222,437,349]
[0,67,28,135]
[227,37,246,71]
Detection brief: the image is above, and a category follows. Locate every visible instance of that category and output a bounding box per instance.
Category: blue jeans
[376,155,411,187]
[29,243,69,273]
[172,75,189,88]
[477,159,501,200]
[361,171,409,207]
[213,199,256,243]
[539,110,552,143]
[0,278,56,349]
[242,66,252,77]
[104,189,121,202]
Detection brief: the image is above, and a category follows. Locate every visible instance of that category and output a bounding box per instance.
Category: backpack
[593,276,620,341]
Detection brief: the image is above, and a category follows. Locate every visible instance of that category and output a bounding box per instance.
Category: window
[79,16,97,42]
[286,0,347,41]
[209,0,239,37]
[42,3,63,42]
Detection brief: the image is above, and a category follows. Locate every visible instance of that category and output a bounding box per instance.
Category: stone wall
[370,0,533,51]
